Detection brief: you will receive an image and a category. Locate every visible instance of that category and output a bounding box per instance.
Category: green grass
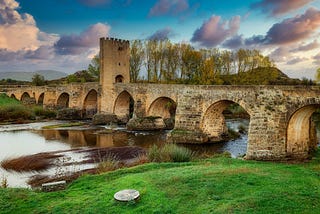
[0,94,57,122]
[0,93,20,106]
[1,152,320,213]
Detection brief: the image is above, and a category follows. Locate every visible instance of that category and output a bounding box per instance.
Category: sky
[0,0,320,79]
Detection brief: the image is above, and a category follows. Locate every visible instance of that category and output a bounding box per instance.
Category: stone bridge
[108,83,320,160]
[1,37,320,161]
[1,82,99,118]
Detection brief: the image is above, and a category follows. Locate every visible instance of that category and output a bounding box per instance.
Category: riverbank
[1,151,320,213]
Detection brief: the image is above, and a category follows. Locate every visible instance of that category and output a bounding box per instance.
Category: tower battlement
[100,37,130,46]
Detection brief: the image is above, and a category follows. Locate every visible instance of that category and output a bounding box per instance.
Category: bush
[148,144,194,163]
[33,106,57,119]
[96,154,120,173]
[0,104,33,120]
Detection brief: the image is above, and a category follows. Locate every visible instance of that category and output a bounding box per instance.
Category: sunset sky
[1,0,320,79]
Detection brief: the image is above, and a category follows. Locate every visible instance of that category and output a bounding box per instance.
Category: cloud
[25,46,54,60]
[0,0,58,52]
[265,8,320,44]
[290,40,319,52]
[269,47,291,62]
[191,15,240,47]
[223,35,244,49]
[313,53,320,65]
[149,0,189,17]
[0,48,19,61]
[54,23,110,55]
[243,7,320,46]
[286,57,308,65]
[77,0,111,7]
[0,0,35,25]
[148,27,175,40]
[251,0,314,16]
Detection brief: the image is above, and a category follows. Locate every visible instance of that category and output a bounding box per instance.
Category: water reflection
[33,129,168,148]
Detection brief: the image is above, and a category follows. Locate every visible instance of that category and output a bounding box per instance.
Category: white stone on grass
[114,189,140,202]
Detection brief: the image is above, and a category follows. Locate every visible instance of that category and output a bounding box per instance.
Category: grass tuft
[148,144,195,163]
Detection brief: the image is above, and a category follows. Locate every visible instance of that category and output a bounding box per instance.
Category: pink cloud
[264,7,320,45]
[54,23,110,55]
[291,40,320,52]
[251,0,314,16]
[149,0,189,17]
[191,15,240,47]
[313,53,320,65]
[287,57,308,65]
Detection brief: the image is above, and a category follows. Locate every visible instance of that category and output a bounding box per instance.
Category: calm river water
[0,119,249,188]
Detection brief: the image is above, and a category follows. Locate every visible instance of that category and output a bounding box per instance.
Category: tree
[88,55,100,80]
[32,74,45,86]
[316,68,320,84]
[130,40,144,82]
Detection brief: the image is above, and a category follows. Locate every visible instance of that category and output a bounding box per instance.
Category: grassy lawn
[1,152,320,214]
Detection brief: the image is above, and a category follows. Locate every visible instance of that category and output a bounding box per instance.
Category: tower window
[115,75,124,83]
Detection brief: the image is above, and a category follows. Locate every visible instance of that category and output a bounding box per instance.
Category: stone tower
[99,37,130,113]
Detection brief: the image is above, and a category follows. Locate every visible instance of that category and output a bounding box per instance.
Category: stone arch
[201,100,250,142]
[148,97,177,119]
[57,92,69,109]
[115,75,124,83]
[38,93,44,105]
[83,89,98,118]
[286,104,320,158]
[10,94,17,100]
[21,92,35,105]
[114,91,134,123]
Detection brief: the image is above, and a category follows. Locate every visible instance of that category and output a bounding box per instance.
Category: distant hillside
[221,67,310,85]
[0,70,68,81]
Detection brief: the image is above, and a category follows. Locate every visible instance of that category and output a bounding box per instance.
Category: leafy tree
[316,68,320,84]
[130,40,144,82]
[88,55,100,80]
[32,74,45,86]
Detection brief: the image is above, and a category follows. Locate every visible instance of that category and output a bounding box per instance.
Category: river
[0,119,249,188]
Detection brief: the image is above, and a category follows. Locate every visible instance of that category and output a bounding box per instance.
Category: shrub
[96,154,120,173]
[33,106,57,119]
[163,144,194,162]
[1,176,8,188]
[147,144,163,162]
[148,144,194,163]
[0,104,33,120]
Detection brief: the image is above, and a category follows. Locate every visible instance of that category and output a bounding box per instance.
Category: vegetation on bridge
[0,94,56,122]
[1,151,320,213]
